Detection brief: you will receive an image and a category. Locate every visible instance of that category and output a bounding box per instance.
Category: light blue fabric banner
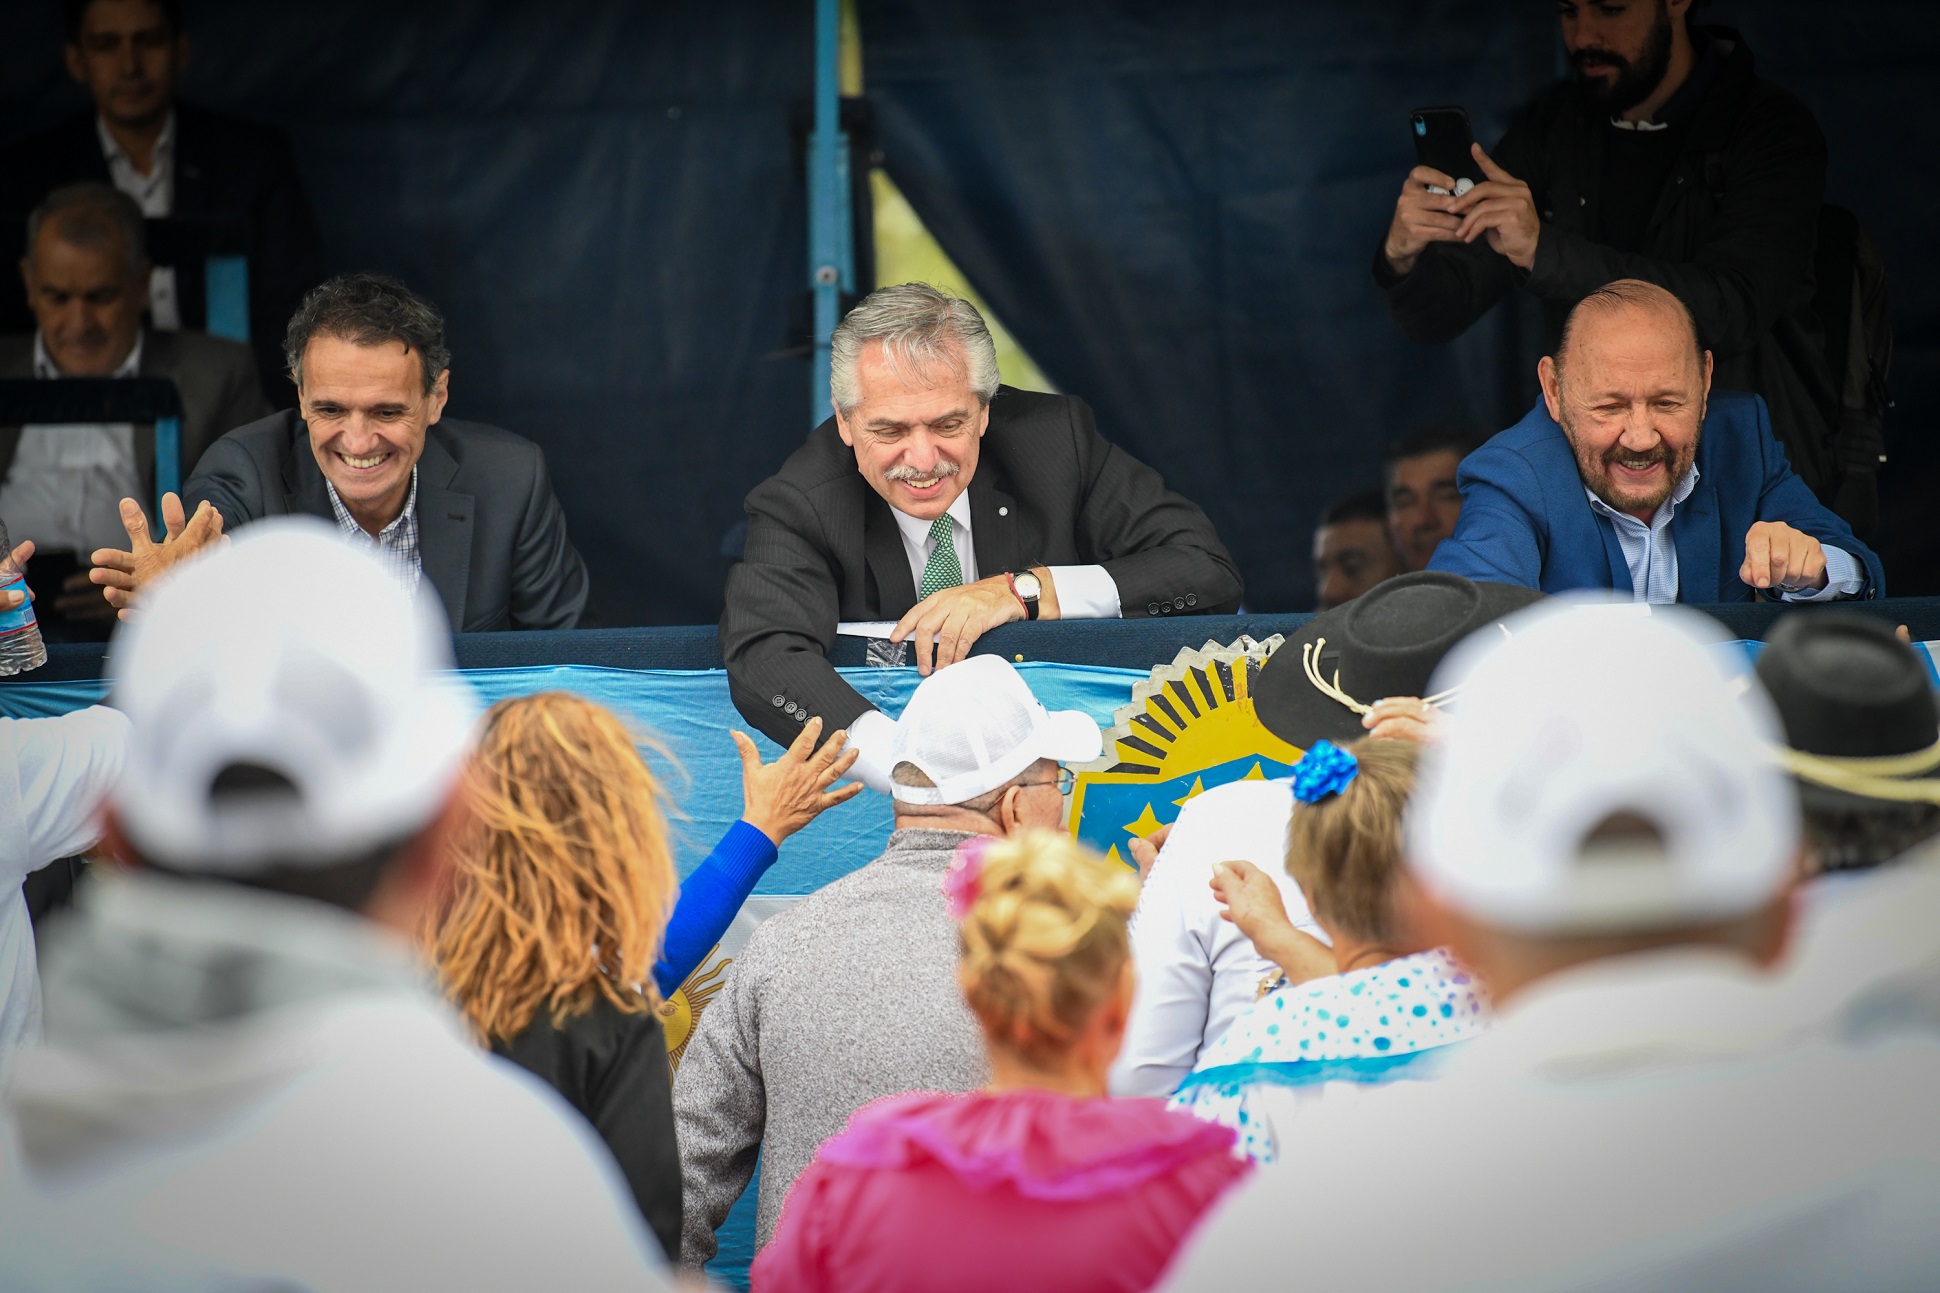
[0,663,1145,895]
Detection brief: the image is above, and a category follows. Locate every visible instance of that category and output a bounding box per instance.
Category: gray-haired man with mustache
[721,284,1242,763]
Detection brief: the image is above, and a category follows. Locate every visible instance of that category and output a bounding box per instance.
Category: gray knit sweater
[674,828,990,1265]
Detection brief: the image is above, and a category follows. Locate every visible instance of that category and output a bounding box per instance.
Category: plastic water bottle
[0,515,48,675]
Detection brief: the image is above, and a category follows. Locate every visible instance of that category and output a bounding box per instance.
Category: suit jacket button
[784,702,798,715]
[1147,601,1161,615]
[1173,596,1187,610]
[796,710,808,723]
[1185,594,1198,607]
[772,695,786,707]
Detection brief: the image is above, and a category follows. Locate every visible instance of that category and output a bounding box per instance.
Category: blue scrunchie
[1290,740,1359,804]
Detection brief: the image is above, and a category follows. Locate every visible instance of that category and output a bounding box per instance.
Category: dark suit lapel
[968,478,1023,578]
[863,496,918,617]
[412,432,472,630]
[285,419,334,519]
[1672,472,1722,603]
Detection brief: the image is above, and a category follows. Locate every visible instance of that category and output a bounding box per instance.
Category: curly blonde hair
[427,692,680,1045]
[1284,738,1419,945]
[955,829,1140,1064]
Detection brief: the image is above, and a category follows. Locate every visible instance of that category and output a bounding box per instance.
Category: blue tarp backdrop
[1,3,1935,605]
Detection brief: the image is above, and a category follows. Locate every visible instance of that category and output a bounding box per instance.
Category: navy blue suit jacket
[1429,393,1882,602]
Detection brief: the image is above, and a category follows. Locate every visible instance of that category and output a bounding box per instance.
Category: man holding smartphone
[1372,1,1848,525]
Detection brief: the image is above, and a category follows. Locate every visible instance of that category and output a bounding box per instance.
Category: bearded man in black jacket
[1373,0,1851,520]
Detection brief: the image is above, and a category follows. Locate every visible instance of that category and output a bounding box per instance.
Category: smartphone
[1411,106,1486,195]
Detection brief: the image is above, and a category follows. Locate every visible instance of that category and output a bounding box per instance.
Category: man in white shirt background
[0,181,266,639]
[0,0,322,394]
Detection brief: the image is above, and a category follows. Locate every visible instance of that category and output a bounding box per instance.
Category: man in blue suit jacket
[1431,279,1880,603]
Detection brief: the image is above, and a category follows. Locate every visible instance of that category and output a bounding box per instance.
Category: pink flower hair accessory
[943,836,994,920]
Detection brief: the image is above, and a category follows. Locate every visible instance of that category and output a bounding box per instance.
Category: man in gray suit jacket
[180,273,587,632]
[721,285,1241,759]
[0,181,268,636]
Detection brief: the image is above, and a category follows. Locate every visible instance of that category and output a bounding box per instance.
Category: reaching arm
[722,475,878,747]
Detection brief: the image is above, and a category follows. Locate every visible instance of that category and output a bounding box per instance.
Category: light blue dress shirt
[1585,466,1863,604]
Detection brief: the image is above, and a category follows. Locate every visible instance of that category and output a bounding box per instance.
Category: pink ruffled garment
[752,1088,1251,1293]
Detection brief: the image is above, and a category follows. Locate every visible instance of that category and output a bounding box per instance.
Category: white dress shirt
[97,111,180,331]
[1111,778,1327,1097]
[889,488,1124,619]
[0,333,146,556]
[0,706,128,1065]
[1588,465,1864,604]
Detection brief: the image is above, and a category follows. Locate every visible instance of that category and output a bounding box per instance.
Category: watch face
[1013,571,1042,599]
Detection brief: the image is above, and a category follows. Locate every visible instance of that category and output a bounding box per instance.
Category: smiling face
[297,334,448,532]
[21,217,146,375]
[65,0,187,131]
[834,339,989,522]
[1541,299,1711,521]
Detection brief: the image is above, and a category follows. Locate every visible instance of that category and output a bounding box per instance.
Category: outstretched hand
[734,715,865,847]
[89,494,225,620]
[1127,822,1174,882]
[1211,859,1336,986]
[1739,521,1828,594]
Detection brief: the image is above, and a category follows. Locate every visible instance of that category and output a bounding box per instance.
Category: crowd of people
[0,0,1932,1289]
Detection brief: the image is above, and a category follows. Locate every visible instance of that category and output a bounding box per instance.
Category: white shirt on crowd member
[1158,946,1940,1292]
[7,869,673,1291]
[889,488,1124,620]
[0,334,147,557]
[1111,778,1326,1098]
[0,706,128,1065]
[98,110,181,331]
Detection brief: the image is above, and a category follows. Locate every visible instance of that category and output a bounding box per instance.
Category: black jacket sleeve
[721,474,875,748]
[1063,397,1245,616]
[183,429,274,525]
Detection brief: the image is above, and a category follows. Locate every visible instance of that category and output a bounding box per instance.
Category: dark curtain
[0,1,814,627]
[859,0,1940,608]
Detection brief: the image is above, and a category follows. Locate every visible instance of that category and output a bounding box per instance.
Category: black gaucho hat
[1755,612,1940,811]
[1254,572,1547,749]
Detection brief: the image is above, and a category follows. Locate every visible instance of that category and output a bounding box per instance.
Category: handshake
[0,493,226,622]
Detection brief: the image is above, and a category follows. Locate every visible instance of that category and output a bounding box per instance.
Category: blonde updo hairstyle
[955,828,1141,1065]
[1283,738,1420,945]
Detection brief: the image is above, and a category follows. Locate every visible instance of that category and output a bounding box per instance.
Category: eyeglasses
[1015,767,1076,796]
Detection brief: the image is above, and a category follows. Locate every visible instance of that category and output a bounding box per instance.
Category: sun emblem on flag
[660,949,732,1068]
[1069,636,1304,866]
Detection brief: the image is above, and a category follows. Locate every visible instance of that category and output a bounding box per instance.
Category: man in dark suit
[1430,279,1881,602]
[0,0,322,394]
[155,273,586,632]
[1,182,266,638]
[721,283,1242,758]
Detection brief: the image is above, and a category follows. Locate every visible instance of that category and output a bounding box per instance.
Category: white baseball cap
[108,518,480,874]
[1408,601,1799,934]
[852,654,1102,806]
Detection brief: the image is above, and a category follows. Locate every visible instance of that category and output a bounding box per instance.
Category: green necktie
[919,514,964,599]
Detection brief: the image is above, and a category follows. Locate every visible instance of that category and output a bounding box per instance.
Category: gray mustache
[883,460,961,484]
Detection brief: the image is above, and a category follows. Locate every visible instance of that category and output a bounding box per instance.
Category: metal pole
[807,0,853,428]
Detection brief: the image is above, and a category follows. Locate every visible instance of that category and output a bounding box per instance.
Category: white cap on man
[108,518,480,873]
[1408,601,1799,934]
[850,654,1102,805]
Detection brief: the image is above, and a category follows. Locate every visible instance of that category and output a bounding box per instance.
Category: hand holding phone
[1410,106,1486,196]
[1383,106,1483,274]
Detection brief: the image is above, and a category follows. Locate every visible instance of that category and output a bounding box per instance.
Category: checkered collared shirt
[326,466,422,595]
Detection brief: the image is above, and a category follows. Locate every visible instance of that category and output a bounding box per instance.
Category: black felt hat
[1755,612,1940,811]
[1254,572,1547,749]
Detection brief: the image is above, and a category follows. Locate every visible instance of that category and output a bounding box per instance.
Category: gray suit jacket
[0,330,272,500]
[720,387,1243,746]
[185,411,589,632]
